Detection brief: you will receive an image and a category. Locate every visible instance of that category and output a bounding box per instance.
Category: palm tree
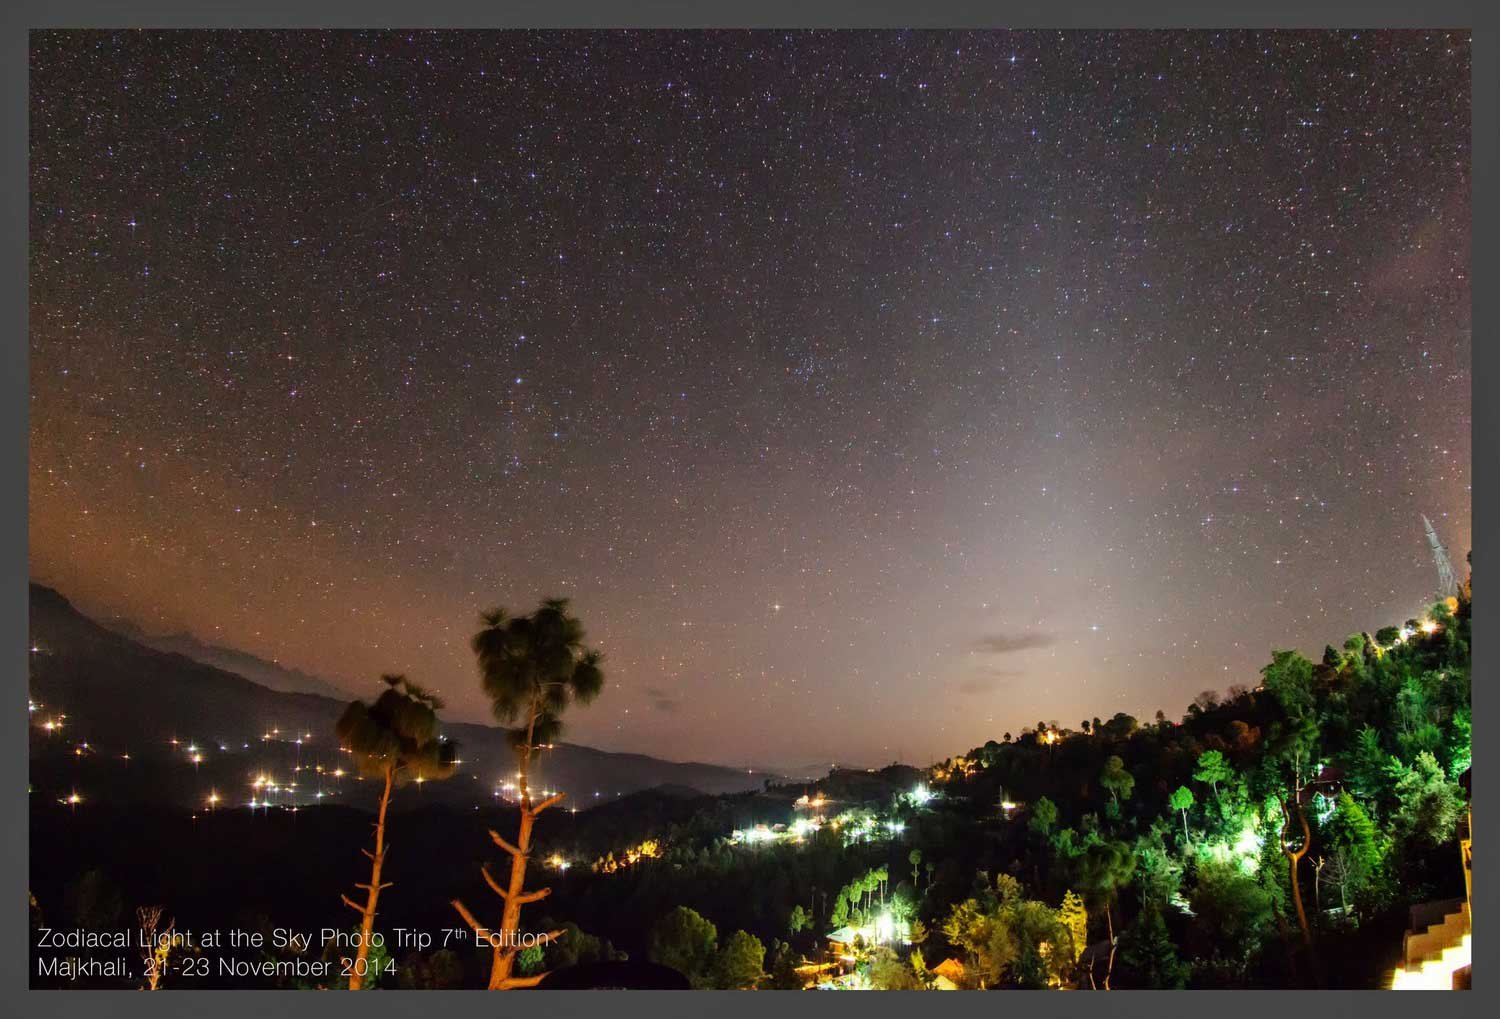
[451,598,605,990]
[336,675,457,989]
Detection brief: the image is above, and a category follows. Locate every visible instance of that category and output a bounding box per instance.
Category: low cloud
[644,686,680,714]
[973,631,1055,655]
[957,669,1022,695]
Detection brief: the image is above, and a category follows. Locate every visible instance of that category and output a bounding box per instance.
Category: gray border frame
[3,3,1491,1019]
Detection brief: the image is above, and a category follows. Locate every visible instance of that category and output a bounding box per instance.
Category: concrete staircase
[1391,902,1471,990]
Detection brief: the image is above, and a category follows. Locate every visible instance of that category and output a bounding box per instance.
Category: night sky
[29,30,1471,770]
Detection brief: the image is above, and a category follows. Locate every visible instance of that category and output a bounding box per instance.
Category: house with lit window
[930,957,966,990]
[826,914,911,965]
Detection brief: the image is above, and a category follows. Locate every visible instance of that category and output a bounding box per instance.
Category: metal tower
[1423,515,1458,598]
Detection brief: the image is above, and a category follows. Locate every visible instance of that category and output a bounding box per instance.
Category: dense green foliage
[548,576,1470,989]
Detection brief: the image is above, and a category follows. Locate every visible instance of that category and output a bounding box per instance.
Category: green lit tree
[537,919,620,972]
[1099,756,1135,807]
[1262,649,1320,960]
[1132,823,1183,908]
[868,946,922,989]
[310,926,394,990]
[1118,906,1189,989]
[1078,839,1135,989]
[942,897,1016,988]
[1007,899,1067,988]
[830,889,850,929]
[1193,749,1233,800]
[1322,792,1382,915]
[650,906,719,988]
[451,598,605,990]
[1058,890,1088,972]
[1188,858,1273,982]
[1029,796,1058,838]
[1169,785,1194,840]
[1388,751,1465,846]
[336,674,458,990]
[714,929,766,989]
[765,940,802,989]
[1345,727,1390,809]
[514,943,545,976]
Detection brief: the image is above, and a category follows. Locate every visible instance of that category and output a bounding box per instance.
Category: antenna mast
[1423,515,1458,598]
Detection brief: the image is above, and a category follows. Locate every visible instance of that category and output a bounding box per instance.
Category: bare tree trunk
[1281,797,1313,953]
[1271,895,1295,979]
[451,701,566,990]
[1103,899,1117,990]
[343,762,395,990]
[488,707,540,990]
[1280,792,1322,986]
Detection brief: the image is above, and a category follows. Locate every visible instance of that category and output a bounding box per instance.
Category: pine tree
[1119,907,1189,989]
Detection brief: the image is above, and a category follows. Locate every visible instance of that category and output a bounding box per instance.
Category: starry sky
[29,30,1471,770]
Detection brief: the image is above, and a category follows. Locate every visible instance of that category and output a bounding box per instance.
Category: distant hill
[787,764,927,805]
[26,583,773,811]
[101,617,350,699]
